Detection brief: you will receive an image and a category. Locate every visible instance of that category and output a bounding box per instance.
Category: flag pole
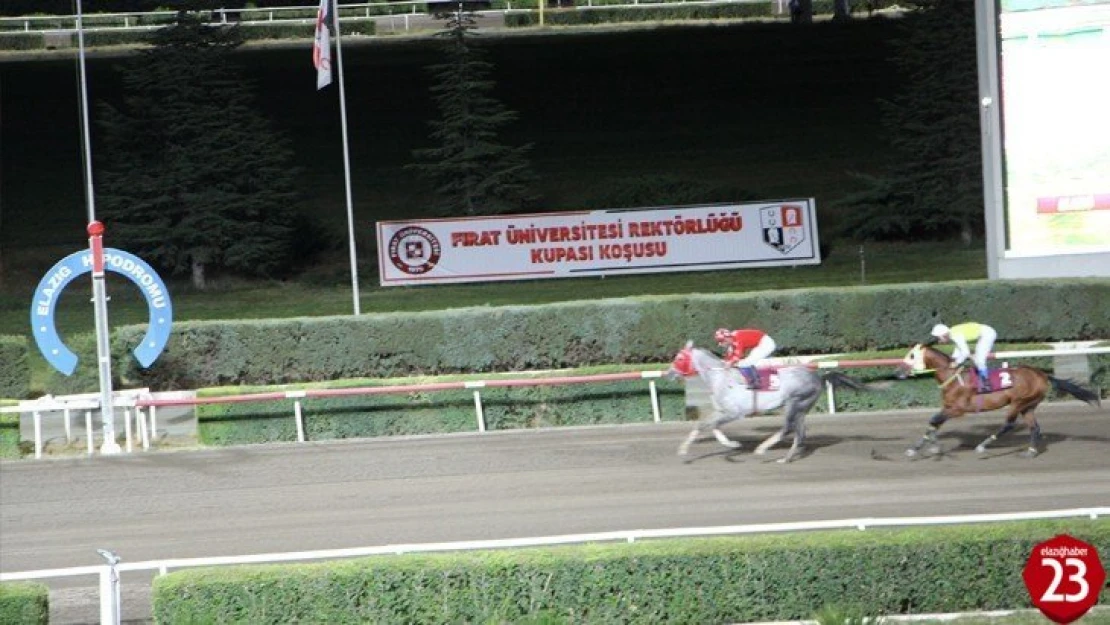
[331,1,361,316]
[76,0,121,455]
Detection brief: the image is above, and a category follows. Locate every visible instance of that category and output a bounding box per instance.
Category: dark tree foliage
[836,0,982,242]
[96,6,304,288]
[408,5,537,216]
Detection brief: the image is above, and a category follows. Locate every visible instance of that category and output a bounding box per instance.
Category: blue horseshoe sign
[31,248,173,376]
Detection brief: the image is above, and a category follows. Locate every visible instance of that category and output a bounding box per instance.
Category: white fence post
[124,407,133,453]
[294,399,306,443]
[137,407,150,450]
[33,411,42,459]
[86,411,94,455]
[64,407,73,443]
[825,380,836,414]
[466,381,487,432]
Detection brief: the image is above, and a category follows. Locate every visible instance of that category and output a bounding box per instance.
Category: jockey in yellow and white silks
[930,322,998,391]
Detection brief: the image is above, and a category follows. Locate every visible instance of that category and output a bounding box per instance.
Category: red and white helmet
[714,328,732,344]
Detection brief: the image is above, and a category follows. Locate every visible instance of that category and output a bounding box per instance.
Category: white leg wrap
[755,431,784,455]
[713,428,741,448]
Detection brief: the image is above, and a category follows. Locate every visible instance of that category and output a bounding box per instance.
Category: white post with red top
[88,220,121,455]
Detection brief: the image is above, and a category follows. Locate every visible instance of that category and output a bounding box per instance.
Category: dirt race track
[2,403,1109,624]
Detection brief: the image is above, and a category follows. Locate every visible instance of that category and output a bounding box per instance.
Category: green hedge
[152,518,1110,624]
[0,32,45,50]
[0,582,49,625]
[113,280,1110,390]
[197,373,686,445]
[39,332,102,396]
[0,335,30,399]
[0,401,19,459]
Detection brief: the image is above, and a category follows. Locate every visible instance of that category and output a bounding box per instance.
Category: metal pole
[77,0,120,454]
[89,222,121,454]
[76,0,95,226]
[97,549,121,625]
[331,0,361,316]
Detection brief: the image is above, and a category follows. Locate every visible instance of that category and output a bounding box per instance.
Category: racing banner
[376,199,821,286]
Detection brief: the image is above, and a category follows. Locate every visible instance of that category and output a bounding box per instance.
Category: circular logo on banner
[388,226,441,275]
[1022,534,1105,624]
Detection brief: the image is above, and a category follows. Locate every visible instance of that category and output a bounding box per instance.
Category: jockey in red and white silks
[930,321,997,391]
[715,327,776,388]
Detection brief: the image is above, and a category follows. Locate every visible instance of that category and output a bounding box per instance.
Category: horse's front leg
[678,412,719,456]
[677,424,702,456]
[906,411,949,457]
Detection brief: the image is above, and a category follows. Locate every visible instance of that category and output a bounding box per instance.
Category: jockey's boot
[740,366,760,389]
[977,368,991,393]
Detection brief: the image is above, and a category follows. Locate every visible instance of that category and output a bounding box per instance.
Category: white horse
[668,341,871,463]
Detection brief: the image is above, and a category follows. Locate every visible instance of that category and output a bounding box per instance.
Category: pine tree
[408,5,537,216]
[836,0,982,242]
[96,5,302,289]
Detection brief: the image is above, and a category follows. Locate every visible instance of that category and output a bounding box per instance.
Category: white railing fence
[4,343,1107,460]
[1,507,1106,625]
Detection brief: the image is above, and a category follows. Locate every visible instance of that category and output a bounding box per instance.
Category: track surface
[3,404,1109,623]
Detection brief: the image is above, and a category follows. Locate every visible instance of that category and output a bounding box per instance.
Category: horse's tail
[1047,376,1102,408]
[821,371,873,392]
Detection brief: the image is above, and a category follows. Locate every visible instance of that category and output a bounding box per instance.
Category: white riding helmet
[930,324,949,338]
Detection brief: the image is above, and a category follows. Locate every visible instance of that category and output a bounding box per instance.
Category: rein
[937,365,966,389]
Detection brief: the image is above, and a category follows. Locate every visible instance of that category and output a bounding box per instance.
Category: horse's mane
[692,347,726,367]
[920,343,951,362]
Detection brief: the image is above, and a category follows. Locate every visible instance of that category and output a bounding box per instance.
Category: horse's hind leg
[779,412,808,464]
[1021,407,1043,458]
[975,409,1021,453]
[712,427,742,449]
[754,423,786,456]
[755,401,797,456]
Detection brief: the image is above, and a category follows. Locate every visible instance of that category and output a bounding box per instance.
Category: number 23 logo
[1041,557,1089,603]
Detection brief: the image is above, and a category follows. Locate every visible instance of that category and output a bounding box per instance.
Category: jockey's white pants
[954,326,996,370]
[971,325,996,370]
[737,335,776,368]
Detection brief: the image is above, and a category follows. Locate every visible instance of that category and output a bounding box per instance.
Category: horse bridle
[938,366,965,389]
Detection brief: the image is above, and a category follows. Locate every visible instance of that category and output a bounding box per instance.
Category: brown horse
[901,343,1101,458]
